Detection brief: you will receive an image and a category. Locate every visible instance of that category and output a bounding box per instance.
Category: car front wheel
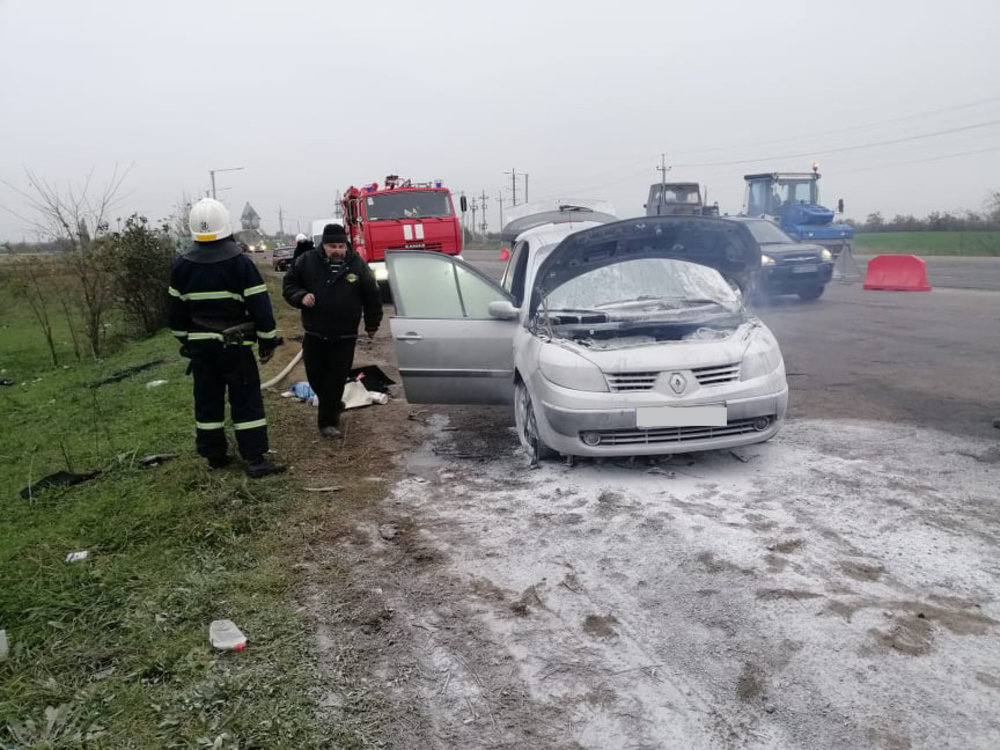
[797,285,825,301]
[514,380,558,464]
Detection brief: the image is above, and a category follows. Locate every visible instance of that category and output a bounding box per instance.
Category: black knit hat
[321,223,348,245]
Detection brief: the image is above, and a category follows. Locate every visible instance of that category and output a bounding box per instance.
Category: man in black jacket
[168,198,286,478]
[292,233,314,262]
[283,223,382,437]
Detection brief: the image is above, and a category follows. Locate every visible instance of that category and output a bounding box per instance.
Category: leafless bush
[101,215,175,335]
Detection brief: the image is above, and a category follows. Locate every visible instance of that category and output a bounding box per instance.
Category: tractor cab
[742,169,853,255]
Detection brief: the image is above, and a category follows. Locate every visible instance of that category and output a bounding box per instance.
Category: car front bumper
[529,371,788,457]
[759,262,833,295]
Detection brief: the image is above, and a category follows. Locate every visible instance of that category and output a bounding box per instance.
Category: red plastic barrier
[863,254,932,291]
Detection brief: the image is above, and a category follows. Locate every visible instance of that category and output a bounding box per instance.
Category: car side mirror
[500,247,510,261]
[837,198,844,213]
[488,300,519,321]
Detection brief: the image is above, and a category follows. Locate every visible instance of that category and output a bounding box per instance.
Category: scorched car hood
[529,216,761,315]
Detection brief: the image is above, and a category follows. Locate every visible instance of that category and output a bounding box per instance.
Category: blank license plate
[636,405,728,428]
[793,264,819,274]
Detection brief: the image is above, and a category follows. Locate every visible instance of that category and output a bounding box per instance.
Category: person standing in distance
[292,232,314,262]
[167,198,286,477]
[283,223,382,438]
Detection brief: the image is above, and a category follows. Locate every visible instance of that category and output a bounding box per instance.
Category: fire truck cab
[341,176,465,292]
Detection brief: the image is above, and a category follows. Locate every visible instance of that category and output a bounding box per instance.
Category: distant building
[241,203,261,232]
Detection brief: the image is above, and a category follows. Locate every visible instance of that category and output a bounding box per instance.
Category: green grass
[854,231,1000,257]
[0,281,356,747]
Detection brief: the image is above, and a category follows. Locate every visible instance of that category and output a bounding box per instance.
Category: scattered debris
[209,619,247,651]
[145,379,168,388]
[0,378,15,387]
[90,359,165,388]
[349,365,396,393]
[138,453,178,468]
[379,523,400,541]
[729,451,751,464]
[303,486,343,493]
[20,470,101,499]
[65,551,90,564]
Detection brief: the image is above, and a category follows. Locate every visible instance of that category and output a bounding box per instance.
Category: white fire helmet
[295,233,308,243]
[188,198,232,242]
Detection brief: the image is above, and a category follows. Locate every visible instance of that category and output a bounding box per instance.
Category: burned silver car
[386,216,788,462]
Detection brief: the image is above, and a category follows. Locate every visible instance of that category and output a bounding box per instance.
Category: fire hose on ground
[260,348,303,390]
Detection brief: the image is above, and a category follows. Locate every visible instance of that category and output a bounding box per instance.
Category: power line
[672,119,1000,168]
[668,95,1000,159]
[837,145,1000,175]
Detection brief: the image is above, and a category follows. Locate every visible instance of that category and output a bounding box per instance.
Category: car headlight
[740,329,784,381]
[761,254,776,266]
[821,248,833,261]
[538,344,608,392]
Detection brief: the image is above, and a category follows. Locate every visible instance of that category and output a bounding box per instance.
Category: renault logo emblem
[668,372,687,395]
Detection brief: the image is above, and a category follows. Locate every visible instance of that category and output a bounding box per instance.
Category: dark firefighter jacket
[168,237,278,353]
[282,246,383,341]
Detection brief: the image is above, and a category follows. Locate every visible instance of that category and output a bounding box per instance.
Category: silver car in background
[386,214,788,463]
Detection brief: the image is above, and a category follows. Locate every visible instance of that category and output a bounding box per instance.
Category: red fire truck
[341,175,467,291]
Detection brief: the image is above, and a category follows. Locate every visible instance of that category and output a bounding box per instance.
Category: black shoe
[320,425,342,439]
[208,455,233,469]
[245,457,287,478]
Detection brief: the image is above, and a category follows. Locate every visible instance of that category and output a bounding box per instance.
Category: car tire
[514,380,558,464]
[797,285,825,301]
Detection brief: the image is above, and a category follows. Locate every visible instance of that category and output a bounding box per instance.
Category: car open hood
[529,216,760,315]
[500,200,617,243]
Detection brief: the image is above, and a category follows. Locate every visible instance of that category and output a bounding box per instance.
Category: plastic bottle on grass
[209,619,247,651]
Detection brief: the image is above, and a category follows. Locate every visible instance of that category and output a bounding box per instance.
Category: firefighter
[292,232,314,262]
[283,223,382,438]
[168,198,286,478]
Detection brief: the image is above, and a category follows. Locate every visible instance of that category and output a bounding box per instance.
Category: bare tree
[2,167,133,357]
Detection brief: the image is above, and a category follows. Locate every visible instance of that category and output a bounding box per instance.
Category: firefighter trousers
[190,346,268,461]
[302,334,357,430]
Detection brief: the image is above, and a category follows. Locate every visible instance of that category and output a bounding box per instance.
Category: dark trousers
[190,346,268,461]
[302,335,356,430]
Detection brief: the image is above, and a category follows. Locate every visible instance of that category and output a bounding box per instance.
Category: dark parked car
[272,246,295,272]
[728,217,834,301]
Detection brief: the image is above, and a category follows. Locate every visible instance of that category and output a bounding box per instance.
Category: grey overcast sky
[1,0,998,240]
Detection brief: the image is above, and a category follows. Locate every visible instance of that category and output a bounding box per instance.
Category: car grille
[606,363,740,392]
[606,372,658,392]
[692,363,740,385]
[587,417,773,446]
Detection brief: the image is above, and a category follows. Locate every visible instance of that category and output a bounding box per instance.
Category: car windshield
[365,191,453,221]
[743,220,793,245]
[544,258,741,315]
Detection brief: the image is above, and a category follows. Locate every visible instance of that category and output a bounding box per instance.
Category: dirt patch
[764,553,790,573]
[697,551,752,576]
[769,538,805,554]
[840,561,886,582]
[975,672,1000,690]
[756,588,823,602]
[583,613,619,638]
[735,662,766,702]
[511,584,546,617]
[869,616,935,656]
[468,576,507,602]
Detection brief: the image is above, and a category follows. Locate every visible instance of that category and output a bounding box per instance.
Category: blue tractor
[742,166,854,256]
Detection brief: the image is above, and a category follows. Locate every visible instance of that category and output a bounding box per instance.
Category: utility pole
[278,205,284,238]
[209,166,244,200]
[505,168,518,206]
[656,153,670,215]
[523,174,529,203]
[497,190,504,231]
[479,191,489,237]
[470,199,479,239]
